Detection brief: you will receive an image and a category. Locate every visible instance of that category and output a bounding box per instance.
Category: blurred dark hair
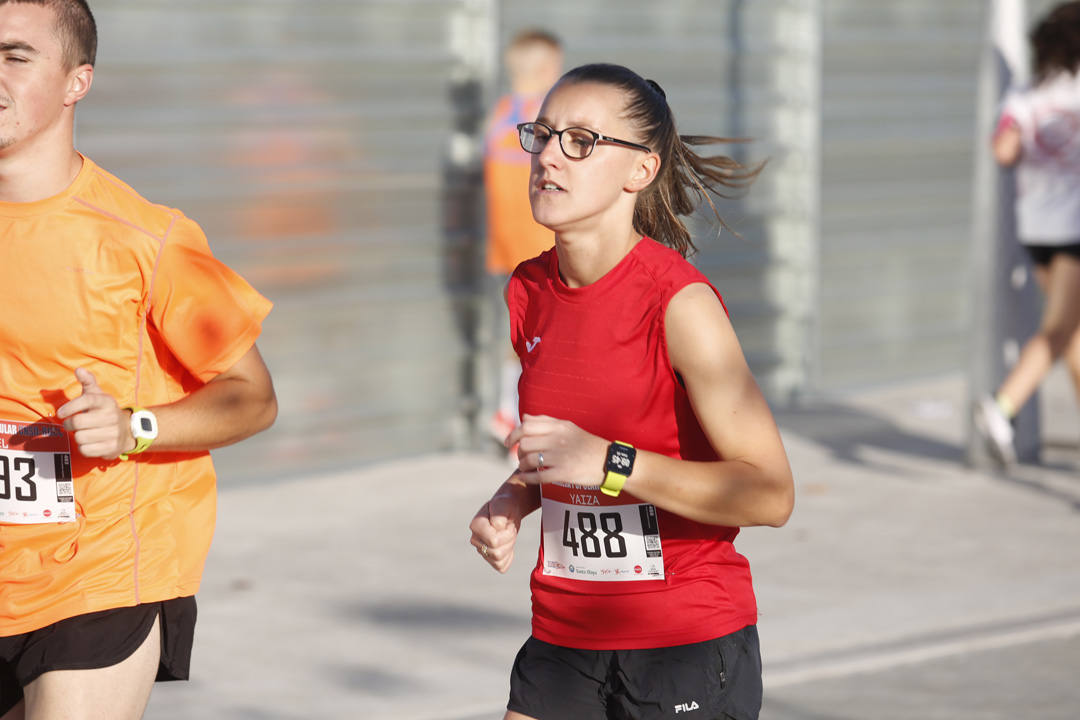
[0,0,96,68]
[559,63,762,258]
[1032,0,1080,82]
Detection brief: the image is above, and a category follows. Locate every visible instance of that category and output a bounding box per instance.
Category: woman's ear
[625,152,660,193]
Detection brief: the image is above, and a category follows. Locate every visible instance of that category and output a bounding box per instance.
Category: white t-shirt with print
[1001,70,1080,244]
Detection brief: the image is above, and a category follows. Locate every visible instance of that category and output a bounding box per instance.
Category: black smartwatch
[601,441,636,497]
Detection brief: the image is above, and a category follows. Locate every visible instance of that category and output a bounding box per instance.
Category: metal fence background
[816,1,984,390]
[75,1,1021,480]
[816,0,1057,394]
[82,0,492,480]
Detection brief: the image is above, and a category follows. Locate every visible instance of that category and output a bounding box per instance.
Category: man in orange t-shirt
[483,30,561,443]
[0,2,277,718]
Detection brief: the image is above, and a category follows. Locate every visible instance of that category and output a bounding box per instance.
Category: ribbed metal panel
[76,1,821,482]
[817,0,984,389]
[71,1,1019,476]
[80,1,486,480]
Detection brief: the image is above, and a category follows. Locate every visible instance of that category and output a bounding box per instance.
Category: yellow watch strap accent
[600,470,627,497]
[119,407,154,461]
[119,435,154,461]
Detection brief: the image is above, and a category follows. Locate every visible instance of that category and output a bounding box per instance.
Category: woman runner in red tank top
[469,63,794,720]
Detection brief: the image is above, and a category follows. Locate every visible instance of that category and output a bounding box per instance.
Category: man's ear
[64,64,94,107]
[625,152,660,193]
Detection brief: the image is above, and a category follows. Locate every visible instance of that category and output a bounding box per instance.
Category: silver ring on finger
[536,452,544,471]
[480,544,489,558]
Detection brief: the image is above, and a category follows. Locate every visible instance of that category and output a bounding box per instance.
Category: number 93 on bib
[0,420,76,525]
[540,482,664,581]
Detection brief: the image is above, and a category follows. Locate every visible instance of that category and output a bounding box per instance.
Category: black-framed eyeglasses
[517,121,652,159]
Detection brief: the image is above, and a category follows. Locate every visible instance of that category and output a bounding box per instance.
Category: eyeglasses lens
[519,124,598,159]
[519,124,548,153]
[561,128,596,159]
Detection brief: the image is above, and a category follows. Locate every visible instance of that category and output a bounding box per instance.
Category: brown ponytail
[559,63,763,257]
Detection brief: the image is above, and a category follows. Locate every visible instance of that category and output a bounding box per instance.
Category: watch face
[131,410,158,439]
[606,443,636,474]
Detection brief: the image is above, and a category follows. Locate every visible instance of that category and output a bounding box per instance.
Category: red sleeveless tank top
[507,238,757,650]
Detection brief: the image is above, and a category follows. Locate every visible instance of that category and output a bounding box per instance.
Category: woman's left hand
[505,414,609,487]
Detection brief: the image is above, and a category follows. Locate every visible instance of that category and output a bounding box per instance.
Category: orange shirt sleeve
[148,216,272,383]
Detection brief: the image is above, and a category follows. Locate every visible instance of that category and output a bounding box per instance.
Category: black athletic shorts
[0,596,196,716]
[1024,242,1080,268]
[508,624,762,720]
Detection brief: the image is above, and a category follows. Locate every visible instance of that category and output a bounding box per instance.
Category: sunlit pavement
[145,370,1080,720]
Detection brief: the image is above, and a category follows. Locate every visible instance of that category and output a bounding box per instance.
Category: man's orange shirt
[0,156,271,635]
[484,93,555,274]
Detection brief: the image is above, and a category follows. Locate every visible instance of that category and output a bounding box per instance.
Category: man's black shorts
[508,624,762,720]
[0,596,196,716]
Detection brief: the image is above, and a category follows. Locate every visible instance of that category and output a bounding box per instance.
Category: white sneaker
[974,396,1017,466]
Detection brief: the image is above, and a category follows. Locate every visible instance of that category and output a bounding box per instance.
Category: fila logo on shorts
[674,701,700,713]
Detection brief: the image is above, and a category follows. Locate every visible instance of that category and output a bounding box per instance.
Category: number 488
[562,510,627,558]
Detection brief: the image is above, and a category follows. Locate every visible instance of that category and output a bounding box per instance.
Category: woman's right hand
[469,488,524,573]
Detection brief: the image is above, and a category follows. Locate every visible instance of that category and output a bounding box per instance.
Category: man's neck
[0,142,83,203]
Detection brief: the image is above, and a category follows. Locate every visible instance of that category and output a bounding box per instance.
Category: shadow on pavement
[998,466,1080,512]
[776,403,964,467]
[777,401,1080,512]
[761,697,841,720]
[340,598,527,632]
[326,664,419,696]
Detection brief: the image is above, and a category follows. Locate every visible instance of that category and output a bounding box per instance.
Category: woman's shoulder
[506,249,556,310]
[634,237,712,290]
[511,247,555,282]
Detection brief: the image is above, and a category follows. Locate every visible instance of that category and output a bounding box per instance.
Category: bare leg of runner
[1023,264,1080,406]
[22,615,161,720]
[997,254,1080,411]
[505,712,539,720]
[0,701,24,720]
[1064,319,1080,407]
[1033,263,1051,299]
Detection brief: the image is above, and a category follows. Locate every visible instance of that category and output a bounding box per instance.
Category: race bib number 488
[0,420,75,524]
[541,483,664,582]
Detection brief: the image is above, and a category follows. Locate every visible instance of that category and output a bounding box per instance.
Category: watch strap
[119,407,155,461]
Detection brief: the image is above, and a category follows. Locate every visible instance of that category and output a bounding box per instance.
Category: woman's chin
[529,210,565,234]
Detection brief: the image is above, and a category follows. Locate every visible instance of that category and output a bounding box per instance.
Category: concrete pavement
[144,370,1080,719]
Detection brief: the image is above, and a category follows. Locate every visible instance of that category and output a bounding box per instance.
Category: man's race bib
[541,482,664,581]
[0,420,75,524]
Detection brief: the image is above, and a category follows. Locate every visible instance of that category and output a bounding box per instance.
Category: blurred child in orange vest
[484,29,563,443]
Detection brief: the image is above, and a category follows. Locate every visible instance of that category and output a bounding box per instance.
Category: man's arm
[58,344,277,459]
